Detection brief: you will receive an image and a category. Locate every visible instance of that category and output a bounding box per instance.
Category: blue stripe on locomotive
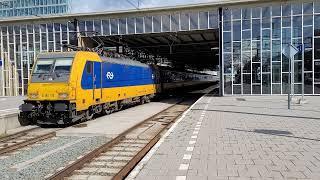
[81,61,155,89]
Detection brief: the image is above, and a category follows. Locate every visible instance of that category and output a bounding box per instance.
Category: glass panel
[209,11,218,28]
[262,7,271,27]
[171,14,179,32]
[304,73,313,94]
[93,20,101,35]
[153,16,161,33]
[315,15,320,36]
[233,85,241,94]
[304,49,313,71]
[233,21,241,41]
[252,8,261,18]
[292,3,302,15]
[102,20,110,35]
[252,85,261,94]
[272,5,281,16]
[223,21,231,31]
[292,38,303,60]
[199,12,208,29]
[262,51,271,72]
[262,29,271,50]
[316,39,320,59]
[262,74,271,94]
[190,12,198,30]
[242,52,251,73]
[252,41,261,62]
[315,84,320,94]
[252,63,261,83]
[223,32,231,52]
[180,13,189,31]
[224,75,232,94]
[293,16,302,38]
[272,18,281,39]
[315,61,320,83]
[136,17,144,33]
[242,8,251,19]
[303,15,313,26]
[242,39,251,51]
[315,2,320,13]
[119,18,127,34]
[294,84,302,94]
[224,53,232,74]
[243,20,251,30]
[223,8,231,21]
[233,42,241,64]
[294,61,302,83]
[252,19,261,40]
[243,74,251,94]
[127,17,135,34]
[232,9,241,20]
[110,19,118,35]
[282,73,289,94]
[272,62,281,83]
[282,4,291,16]
[282,17,291,27]
[145,16,152,33]
[272,40,281,61]
[162,15,170,32]
[242,30,251,40]
[272,84,281,94]
[233,64,241,84]
[303,3,313,14]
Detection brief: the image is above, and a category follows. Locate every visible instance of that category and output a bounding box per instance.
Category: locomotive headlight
[58,93,69,99]
[29,93,39,99]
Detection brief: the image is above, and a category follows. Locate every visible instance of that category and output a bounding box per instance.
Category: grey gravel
[0,135,110,180]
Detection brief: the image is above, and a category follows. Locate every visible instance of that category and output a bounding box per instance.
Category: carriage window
[86,61,93,74]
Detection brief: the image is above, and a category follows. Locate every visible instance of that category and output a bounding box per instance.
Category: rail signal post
[282,44,299,109]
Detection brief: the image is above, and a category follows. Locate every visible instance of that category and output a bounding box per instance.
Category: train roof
[101,56,150,68]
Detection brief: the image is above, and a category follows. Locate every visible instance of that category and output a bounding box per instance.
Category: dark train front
[19,51,215,126]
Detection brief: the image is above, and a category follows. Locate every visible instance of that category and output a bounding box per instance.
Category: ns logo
[106,72,114,80]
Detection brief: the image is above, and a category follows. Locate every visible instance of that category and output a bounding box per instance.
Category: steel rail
[0,127,39,143]
[47,97,194,180]
[0,131,56,155]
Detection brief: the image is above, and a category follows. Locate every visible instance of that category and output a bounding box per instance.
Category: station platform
[0,96,24,113]
[127,95,320,180]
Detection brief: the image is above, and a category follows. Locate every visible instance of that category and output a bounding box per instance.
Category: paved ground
[0,96,25,114]
[56,99,179,137]
[128,95,320,180]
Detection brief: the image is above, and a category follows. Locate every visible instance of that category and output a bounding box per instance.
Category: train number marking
[106,72,114,80]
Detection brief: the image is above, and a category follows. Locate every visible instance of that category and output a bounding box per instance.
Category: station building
[0,0,71,18]
[0,0,319,96]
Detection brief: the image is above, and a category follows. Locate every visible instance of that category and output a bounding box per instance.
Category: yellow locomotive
[19,51,214,126]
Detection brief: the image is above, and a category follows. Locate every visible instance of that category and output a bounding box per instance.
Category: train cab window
[86,61,93,74]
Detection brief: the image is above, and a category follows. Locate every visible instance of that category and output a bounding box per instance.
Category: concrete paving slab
[56,100,177,137]
[128,95,320,180]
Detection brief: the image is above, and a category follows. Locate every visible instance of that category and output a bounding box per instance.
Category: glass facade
[0,0,71,18]
[222,1,320,95]
[0,9,218,96]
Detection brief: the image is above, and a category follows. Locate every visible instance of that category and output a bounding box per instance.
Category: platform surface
[0,96,24,114]
[56,99,178,137]
[128,95,320,180]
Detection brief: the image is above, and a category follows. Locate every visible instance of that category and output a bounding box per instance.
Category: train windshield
[31,58,73,82]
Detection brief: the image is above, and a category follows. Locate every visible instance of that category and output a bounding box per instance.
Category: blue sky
[71,0,218,13]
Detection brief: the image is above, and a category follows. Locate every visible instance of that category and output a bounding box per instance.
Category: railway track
[47,95,200,180]
[0,127,59,156]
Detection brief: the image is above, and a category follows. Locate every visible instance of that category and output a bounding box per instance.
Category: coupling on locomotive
[19,50,214,126]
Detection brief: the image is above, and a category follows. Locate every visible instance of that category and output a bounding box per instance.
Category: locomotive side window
[86,61,93,74]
